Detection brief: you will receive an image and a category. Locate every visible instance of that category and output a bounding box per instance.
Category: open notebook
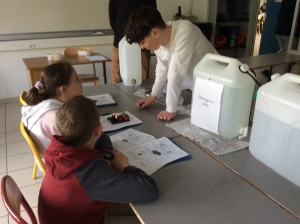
[110,129,191,175]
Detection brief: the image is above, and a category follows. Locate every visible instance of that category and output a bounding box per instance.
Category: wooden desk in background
[22,53,111,88]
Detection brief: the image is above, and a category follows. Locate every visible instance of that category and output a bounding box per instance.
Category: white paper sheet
[86,55,107,61]
[86,94,117,107]
[191,77,224,134]
[100,111,142,133]
[110,133,190,175]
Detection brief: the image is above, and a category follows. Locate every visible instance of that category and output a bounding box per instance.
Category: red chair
[1,175,38,224]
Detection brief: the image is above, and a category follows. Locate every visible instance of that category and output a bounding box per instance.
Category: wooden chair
[1,175,38,224]
[19,91,27,106]
[64,46,100,85]
[20,121,46,179]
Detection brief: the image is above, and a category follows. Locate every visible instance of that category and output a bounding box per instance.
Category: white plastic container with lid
[192,53,255,139]
[118,37,142,86]
[249,73,300,187]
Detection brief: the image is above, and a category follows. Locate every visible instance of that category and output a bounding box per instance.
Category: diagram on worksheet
[86,94,117,107]
[111,129,191,175]
[110,128,156,151]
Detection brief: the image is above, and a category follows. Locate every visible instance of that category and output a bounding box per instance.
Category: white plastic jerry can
[118,37,142,86]
[192,53,255,139]
[249,73,300,187]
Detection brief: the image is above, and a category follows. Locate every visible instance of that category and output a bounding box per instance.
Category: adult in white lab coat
[125,6,218,121]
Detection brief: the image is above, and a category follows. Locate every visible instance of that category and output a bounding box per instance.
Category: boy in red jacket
[38,96,159,224]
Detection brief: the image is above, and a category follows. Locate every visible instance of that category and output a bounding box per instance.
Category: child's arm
[76,158,159,204]
[94,133,114,153]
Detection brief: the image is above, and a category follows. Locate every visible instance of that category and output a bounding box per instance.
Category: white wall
[0,0,208,100]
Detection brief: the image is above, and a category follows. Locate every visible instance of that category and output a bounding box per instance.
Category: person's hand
[136,96,156,109]
[157,110,177,121]
[110,152,129,172]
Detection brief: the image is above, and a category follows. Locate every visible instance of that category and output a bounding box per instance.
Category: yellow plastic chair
[64,46,100,85]
[20,121,46,179]
[19,91,27,106]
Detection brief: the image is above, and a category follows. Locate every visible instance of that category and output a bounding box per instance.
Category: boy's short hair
[125,5,166,44]
[56,96,100,146]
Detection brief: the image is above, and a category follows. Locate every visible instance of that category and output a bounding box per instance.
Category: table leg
[102,63,107,84]
[268,66,273,82]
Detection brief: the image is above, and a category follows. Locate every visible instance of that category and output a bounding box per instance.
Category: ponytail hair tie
[35,81,44,90]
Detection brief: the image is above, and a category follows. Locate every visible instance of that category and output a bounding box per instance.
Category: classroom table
[82,82,300,223]
[130,137,300,224]
[114,79,300,222]
[22,53,111,88]
[114,78,192,120]
[82,84,180,138]
[238,52,300,80]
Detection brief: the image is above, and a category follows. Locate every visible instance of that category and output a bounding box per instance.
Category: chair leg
[32,162,37,179]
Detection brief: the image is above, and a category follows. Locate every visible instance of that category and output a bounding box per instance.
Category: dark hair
[25,61,74,106]
[56,96,100,146]
[125,5,166,44]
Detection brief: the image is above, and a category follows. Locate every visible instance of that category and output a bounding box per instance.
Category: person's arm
[77,157,159,203]
[165,28,197,113]
[151,53,169,98]
[94,134,114,153]
[136,53,168,110]
[108,0,116,31]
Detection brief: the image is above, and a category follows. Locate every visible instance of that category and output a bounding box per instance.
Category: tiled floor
[0,100,43,224]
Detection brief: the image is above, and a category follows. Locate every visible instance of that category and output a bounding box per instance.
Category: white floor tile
[0,123,4,134]
[6,130,23,144]
[5,97,19,103]
[0,107,4,116]
[5,112,21,123]
[0,144,6,158]
[5,102,20,108]
[0,157,6,174]
[5,105,21,114]
[7,152,34,172]
[19,183,41,208]
[7,140,31,157]
[0,133,5,145]
[8,167,43,188]
[5,120,19,132]
[0,115,4,124]
[0,216,8,224]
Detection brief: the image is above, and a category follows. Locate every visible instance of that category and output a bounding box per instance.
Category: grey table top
[114,78,192,122]
[83,84,180,138]
[82,83,300,223]
[132,137,300,224]
[238,52,300,70]
[216,147,300,219]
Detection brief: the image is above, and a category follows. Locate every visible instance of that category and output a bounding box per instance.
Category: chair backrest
[1,175,38,224]
[20,121,46,173]
[64,46,93,57]
[19,91,27,106]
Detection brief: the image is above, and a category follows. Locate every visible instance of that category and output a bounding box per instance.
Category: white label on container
[191,77,224,134]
